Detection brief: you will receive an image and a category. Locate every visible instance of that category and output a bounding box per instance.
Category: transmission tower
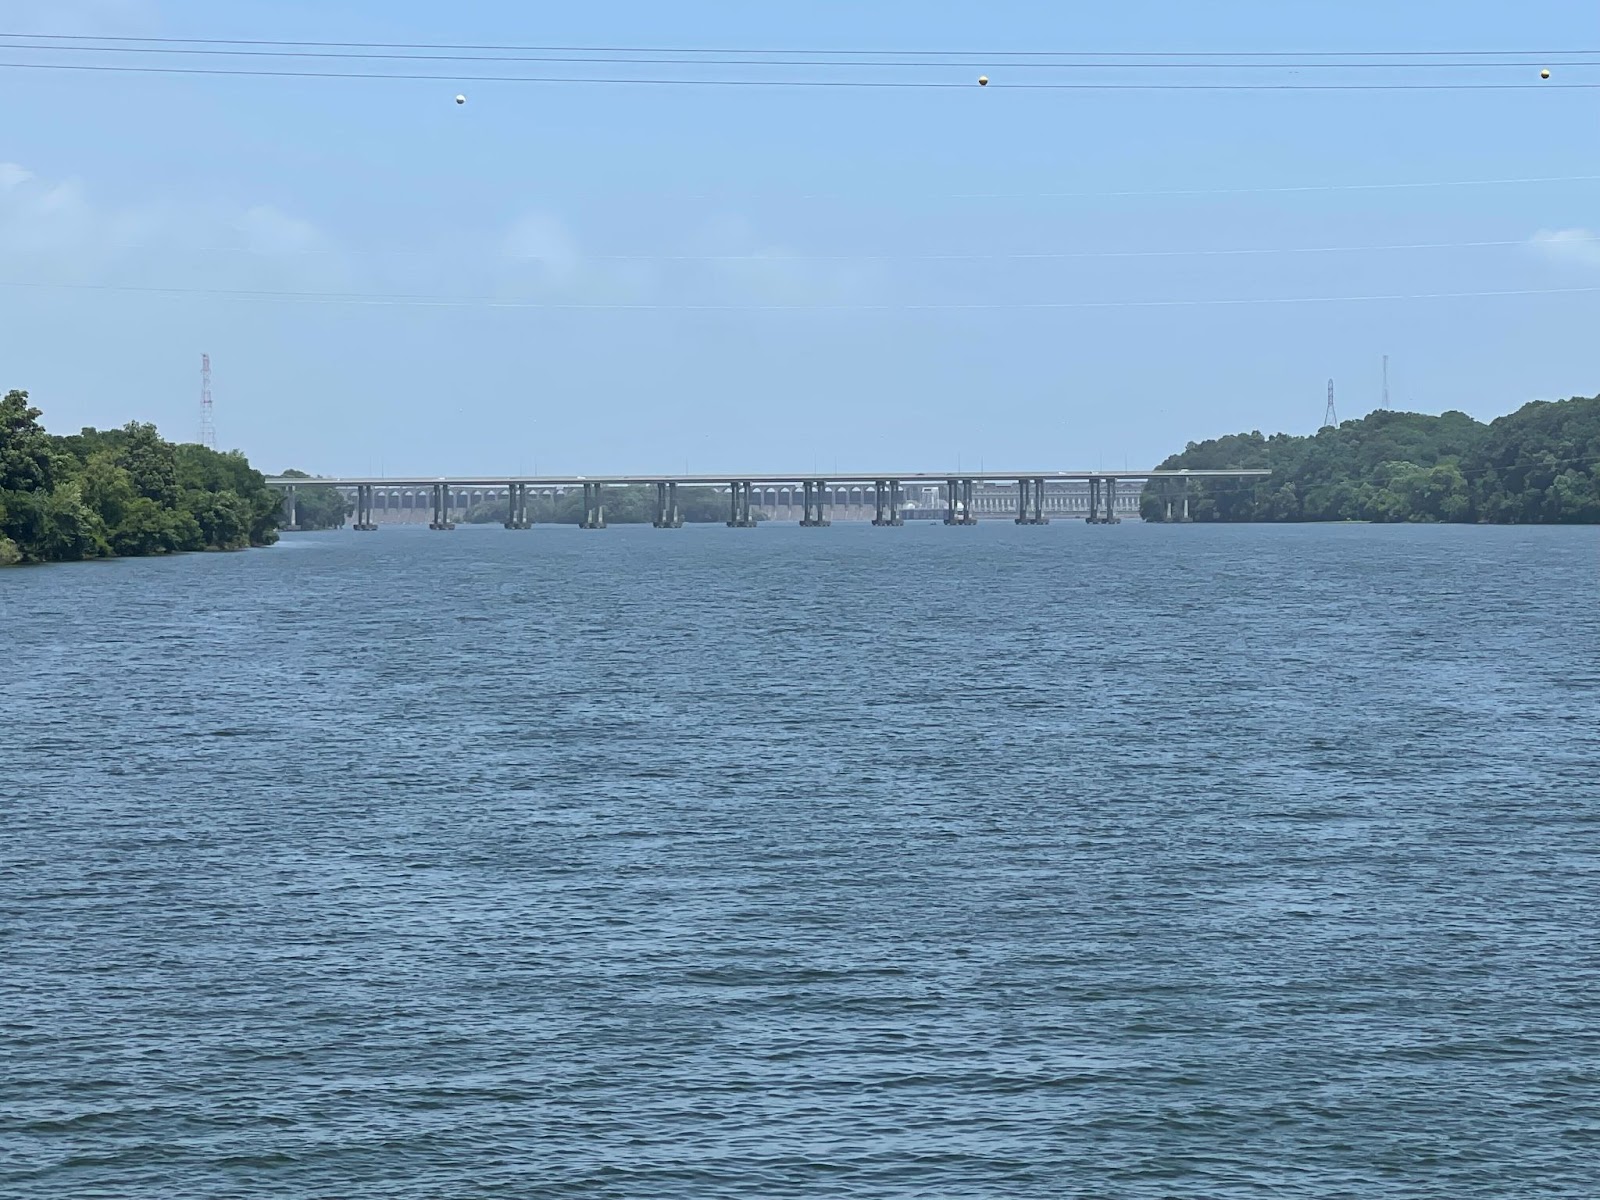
[199,353,216,449]
[1323,378,1338,429]
[1382,354,1391,410]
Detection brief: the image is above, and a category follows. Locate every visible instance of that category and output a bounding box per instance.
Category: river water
[3,522,1598,1198]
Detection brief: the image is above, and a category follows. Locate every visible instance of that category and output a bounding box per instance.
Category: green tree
[2,388,284,564]
[1145,397,1598,524]
[182,488,255,550]
[278,469,350,530]
[108,496,182,556]
[113,421,180,508]
[37,482,106,561]
[0,390,59,494]
[78,451,137,530]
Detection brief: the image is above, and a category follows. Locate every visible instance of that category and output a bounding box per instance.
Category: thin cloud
[0,159,348,289]
[0,0,154,35]
[1529,228,1600,268]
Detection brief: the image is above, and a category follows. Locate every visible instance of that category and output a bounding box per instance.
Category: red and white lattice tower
[199,353,216,449]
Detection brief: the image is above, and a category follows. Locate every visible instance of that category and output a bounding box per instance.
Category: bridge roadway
[265,470,1268,531]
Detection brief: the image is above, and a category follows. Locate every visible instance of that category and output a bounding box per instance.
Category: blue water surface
[3,522,1598,1198]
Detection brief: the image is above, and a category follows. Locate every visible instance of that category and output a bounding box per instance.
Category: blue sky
[2,0,1598,476]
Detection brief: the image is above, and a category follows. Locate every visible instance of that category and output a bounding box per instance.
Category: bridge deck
[268,469,1268,488]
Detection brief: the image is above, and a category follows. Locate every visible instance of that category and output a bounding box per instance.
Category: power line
[111,232,1600,262]
[2,32,1594,56]
[1,60,1594,88]
[5,278,1598,310]
[3,42,1598,69]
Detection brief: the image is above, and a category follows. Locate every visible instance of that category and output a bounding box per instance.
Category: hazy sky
[2,0,1598,476]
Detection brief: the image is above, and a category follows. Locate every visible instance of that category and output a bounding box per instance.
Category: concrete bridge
[266,470,1268,531]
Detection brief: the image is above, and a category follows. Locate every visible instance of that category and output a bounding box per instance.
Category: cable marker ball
[1540,69,1551,79]
[978,75,989,86]
[456,93,467,104]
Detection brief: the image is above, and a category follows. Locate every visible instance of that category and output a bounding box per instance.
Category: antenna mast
[199,353,216,449]
[1323,378,1338,429]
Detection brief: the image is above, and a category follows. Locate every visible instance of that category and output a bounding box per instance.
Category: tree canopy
[1143,395,1600,524]
[0,390,281,565]
[276,469,351,531]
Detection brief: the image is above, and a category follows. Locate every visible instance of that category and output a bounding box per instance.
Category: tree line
[462,486,759,526]
[1142,394,1600,524]
[0,390,282,565]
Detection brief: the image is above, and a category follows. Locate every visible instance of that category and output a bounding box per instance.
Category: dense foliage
[1142,395,1600,523]
[463,485,760,525]
[0,390,281,565]
[277,470,351,530]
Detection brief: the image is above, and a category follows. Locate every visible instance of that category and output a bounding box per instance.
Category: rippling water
[4,522,1598,1198]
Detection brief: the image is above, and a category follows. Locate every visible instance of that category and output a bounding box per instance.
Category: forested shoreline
[0,390,281,565]
[1143,394,1600,524]
[7,386,1597,565]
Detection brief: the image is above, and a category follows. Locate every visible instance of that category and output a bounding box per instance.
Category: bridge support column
[580,482,606,529]
[801,480,831,527]
[430,483,456,530]
[504,483,530,529]
[1015,478,1045,525]
[1181,487,1191,522]
[1086,477,1101,524]
[872,479,903,527]
[944,477,977,525]
[354,483,377,531]
[281,486,299,532]
[727,481,757,528]
[1103,477,1122,524]
[653,481,683,528]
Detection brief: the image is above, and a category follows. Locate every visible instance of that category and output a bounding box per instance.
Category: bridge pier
[353,483,377,531]
[1087,477,1121,524]
[727,481,757,528]
[1015,476,1049,525]
[801,479,831,527]
[872,479,903,527]
[944,478,977,525]
[504,483,531,529]
[580,482,607,529]
[1161,484,1191,522]
[429,483,456,530]
[653,481,683,528]
[280,485,300,532]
